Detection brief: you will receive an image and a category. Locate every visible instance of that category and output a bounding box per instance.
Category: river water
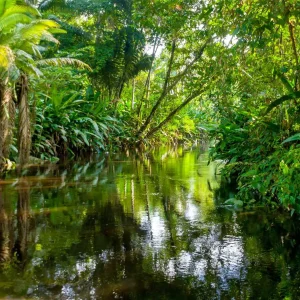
[0,147,299,299]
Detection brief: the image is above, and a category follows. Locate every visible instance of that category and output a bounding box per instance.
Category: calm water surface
[0,148,300,299]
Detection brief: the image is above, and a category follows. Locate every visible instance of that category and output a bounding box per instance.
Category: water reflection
[0,147,299,299]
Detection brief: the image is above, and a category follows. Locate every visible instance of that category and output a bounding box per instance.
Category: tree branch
[144,88,204,139]
[137,39,176,135]
[137,39,209,136]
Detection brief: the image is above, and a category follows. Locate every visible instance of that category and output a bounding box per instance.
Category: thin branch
[144,88,204,139]
[137,39,176,135]
[137,39,209,136]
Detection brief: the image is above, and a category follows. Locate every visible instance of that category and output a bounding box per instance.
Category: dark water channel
[0,147,300,299]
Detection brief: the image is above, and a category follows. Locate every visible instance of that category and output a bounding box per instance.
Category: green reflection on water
[0,147,299,299]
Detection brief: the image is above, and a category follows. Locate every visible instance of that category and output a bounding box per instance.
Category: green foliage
[2,0,299,215]
[208,93,300,211]
[31,72,122,158]
[210,89,300,211]
[201,0,300,212]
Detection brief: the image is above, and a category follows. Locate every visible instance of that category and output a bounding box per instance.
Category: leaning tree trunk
[144,89,204,139]
[0,84,15,168]
[17,75,31,166]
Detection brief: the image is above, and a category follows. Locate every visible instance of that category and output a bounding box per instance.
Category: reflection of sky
[184,199,200,223]
[76,258,97,275]
[140,211,169,250]
[151,227,246,284]
[136,191,247,290]
[61,284,75,299]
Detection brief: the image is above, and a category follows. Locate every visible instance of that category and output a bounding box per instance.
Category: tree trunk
[17,75,31,165]
[0,84,14,165]
[137,40,209,137]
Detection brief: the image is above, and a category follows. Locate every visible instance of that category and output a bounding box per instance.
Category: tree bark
[0,84,14,164]
[17,75,31,165]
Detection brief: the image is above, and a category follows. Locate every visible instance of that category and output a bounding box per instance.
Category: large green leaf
[282,133,300,144]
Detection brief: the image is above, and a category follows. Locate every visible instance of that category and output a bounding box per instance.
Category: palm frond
[0,45,14,67]
[48,14,91,38]
[2,5,40,18]
[15,49,43,76]
[31,44,43,58]
[0,0,17,17]
[36,58,92,71]
[14,49,43,77]
[17,60,43,77]
[41,31,60,44]
[48,27,66,34]
[18,19,60,41]
[15,49,34,62]
[0,13,32,33]
[13,19,60,51]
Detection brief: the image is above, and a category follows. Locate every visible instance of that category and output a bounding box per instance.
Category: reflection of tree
[14,179,30,263]
[0,186,12,262]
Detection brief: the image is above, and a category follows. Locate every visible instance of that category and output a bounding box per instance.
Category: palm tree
[0,2,40,166]
[0,0,91,166]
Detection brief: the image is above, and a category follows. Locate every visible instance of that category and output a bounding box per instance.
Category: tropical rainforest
[0,0,299,211]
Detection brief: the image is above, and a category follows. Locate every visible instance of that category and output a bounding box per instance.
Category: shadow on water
[0,147,299,299]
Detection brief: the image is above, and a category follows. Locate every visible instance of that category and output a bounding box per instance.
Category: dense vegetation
[0,0,299,211]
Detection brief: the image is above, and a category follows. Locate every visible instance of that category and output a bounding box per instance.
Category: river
[0,147,299,299]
